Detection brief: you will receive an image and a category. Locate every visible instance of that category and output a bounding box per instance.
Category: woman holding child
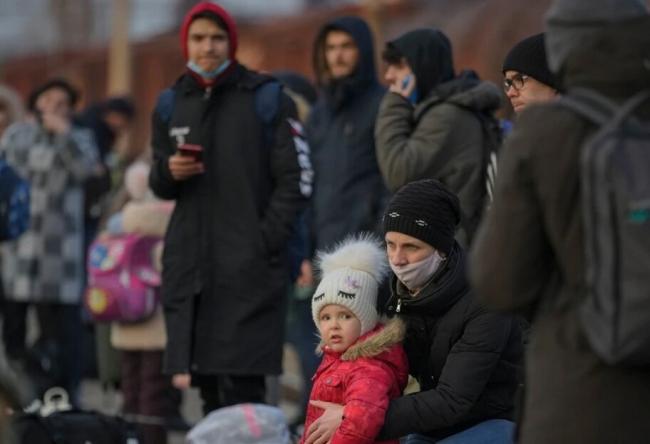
[304,179,523,444]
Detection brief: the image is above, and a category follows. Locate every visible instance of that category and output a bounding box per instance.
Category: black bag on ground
[12,411,140,444]
[11,388,140,444]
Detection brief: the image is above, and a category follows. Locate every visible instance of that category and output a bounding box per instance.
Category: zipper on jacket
[396,298,402,313]
[203,87,212,100]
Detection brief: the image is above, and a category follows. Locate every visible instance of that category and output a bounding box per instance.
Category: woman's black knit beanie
[383,179,460,255]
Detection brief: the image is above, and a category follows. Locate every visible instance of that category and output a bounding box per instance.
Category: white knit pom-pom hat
[312,234,389,336]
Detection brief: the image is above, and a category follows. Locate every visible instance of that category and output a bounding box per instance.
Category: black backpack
[559,88,650,366]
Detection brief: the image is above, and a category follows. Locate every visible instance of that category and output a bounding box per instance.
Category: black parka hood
[388,28,455,101]
[313,16,379,104]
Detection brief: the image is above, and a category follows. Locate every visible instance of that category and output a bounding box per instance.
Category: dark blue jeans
[403,420,515,444]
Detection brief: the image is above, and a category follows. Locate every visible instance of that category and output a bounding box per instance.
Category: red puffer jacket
[301,318,409,444]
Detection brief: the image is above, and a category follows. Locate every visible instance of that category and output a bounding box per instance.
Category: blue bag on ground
[186,403,291,444]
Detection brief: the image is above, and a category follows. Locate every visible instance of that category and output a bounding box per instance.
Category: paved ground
[80,348,304,444]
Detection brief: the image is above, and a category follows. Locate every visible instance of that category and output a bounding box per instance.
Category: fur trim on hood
[316,317,405,361]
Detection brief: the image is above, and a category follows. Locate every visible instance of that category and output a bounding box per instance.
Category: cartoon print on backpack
[85,234,162,323]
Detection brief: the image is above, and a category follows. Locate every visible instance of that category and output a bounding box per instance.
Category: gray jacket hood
[545,0,648,72]
[414,71,501,121]
[549,16,650,97]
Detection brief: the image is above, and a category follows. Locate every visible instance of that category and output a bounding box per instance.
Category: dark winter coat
[301,319,409,444]
[307,17,388,253]
[470,17,650,444]
[381,245,522,441]
[149,64,308,375]
[375,29,501,246]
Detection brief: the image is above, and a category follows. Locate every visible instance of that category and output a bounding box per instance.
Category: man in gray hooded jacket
[375,29,502,246]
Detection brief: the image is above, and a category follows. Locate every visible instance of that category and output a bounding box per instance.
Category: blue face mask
[186,58,231,80]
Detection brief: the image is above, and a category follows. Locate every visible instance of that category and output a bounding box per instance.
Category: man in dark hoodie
[300,16,388,286]
[149,2,310,415]
[375,29,502,246]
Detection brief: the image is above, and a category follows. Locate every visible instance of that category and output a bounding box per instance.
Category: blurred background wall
[0,0,621,151]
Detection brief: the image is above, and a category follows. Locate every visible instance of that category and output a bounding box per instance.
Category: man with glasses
[502,33,558,114]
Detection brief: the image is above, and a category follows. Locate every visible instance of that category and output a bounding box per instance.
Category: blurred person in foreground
[471,0,650,442]
[0,78,100,405]
[149,1,309,415]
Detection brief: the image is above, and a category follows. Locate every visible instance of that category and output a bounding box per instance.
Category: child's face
[318,304,362,353]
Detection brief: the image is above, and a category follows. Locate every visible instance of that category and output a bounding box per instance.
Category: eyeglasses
[503,74,529,92]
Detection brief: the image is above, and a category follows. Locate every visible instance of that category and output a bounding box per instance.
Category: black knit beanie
[383,179,460,255]
[502,33,556,89]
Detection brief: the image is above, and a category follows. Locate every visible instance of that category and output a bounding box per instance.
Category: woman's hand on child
[172,373,191,390]
[305,400,344,444]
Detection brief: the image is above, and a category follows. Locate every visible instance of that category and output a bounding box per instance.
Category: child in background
[104,161,178,444]
[301,236,408,444]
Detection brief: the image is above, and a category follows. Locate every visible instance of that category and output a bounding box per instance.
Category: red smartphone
[177,144,203,162]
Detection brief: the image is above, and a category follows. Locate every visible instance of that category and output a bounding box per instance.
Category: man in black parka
[149,1,311,415]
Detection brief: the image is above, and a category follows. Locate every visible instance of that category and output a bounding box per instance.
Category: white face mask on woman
[390,250,446,292]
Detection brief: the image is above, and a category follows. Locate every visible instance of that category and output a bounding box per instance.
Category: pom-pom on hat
[312,235,388,336]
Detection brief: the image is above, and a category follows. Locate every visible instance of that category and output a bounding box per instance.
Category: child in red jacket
[300,236,408,444]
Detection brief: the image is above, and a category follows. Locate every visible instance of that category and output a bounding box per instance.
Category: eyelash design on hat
[338,290,356,299]
[313,293,325,301]
[415,219,428,227]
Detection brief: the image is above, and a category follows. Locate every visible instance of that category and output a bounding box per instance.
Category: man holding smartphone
[375,28,502,246]
[149,1,311,415]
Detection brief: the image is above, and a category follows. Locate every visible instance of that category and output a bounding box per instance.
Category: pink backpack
[85,234,162,323]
